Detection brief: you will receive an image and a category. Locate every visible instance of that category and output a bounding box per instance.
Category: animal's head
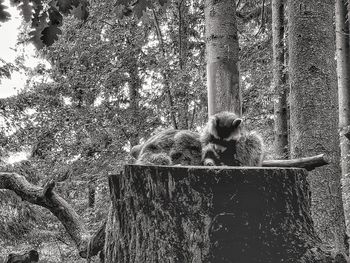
[171,131,202,165]
[208,111,242,141]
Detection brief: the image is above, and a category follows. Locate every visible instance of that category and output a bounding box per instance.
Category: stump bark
[104,165,343,263]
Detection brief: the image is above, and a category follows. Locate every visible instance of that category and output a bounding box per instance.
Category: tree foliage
[0,0,89,48]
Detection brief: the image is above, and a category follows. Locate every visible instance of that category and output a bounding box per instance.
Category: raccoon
[131,129,202,166]
[201,111,264,166]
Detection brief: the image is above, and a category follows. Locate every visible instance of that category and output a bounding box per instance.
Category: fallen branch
[0,172,88,255]
[262,154,329,171]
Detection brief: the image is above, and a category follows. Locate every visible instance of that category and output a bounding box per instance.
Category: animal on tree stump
[131,129,202,166]
[201,111,264,166]
[5,249,39,263]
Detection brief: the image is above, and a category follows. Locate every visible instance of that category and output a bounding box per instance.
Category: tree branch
[101,20,115,27]
[152,9,165,55]
[262,154,329,171]
[0,172,88,255]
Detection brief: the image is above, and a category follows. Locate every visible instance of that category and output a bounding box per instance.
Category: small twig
[100,20,115,27]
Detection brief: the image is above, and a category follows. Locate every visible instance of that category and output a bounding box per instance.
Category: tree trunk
[272,0,288,159]
[104,165,345,262]
[176,0,190,130]
[336,0,350,240]
[205,0,241,116]
[288,0,347,253]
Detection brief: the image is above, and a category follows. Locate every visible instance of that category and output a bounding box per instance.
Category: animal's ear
[232,118,242,128]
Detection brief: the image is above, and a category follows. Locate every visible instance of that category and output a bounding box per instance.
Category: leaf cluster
[0,0,89,48]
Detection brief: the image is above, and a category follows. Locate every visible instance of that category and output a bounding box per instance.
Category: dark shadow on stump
[104,165,344,263]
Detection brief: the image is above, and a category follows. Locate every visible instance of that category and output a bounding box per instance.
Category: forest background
[0,0,347,262]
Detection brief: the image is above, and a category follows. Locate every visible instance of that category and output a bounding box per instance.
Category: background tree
[289,0,347,253]
[335,0,350,237]
[205,0,240,116]
[272,0,288,159]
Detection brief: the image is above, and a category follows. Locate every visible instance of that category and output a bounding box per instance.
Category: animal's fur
[131,129,202,166]
[201,111,264,166]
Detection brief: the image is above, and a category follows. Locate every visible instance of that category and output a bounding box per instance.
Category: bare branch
[0,172,88,254]
[101,20,115,27]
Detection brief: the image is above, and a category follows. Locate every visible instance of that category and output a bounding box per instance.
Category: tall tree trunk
[272,0,288,159]
[336,0,350,243]
[288,0,347,253]
[205,0,241,116]
[177,0,190,129]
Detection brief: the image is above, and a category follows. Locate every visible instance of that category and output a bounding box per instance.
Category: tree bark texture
[104,165,342,262]
[272,0,288,159]
[176,0,190,130]
[83,220,106,260]
[335,0,350,236]
[205,0,241,117]
[288,0,347,252]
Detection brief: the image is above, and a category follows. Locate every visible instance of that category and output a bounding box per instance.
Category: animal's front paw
[203,158,216,166]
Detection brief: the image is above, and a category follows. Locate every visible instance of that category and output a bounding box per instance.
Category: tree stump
[104,165,344,263]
